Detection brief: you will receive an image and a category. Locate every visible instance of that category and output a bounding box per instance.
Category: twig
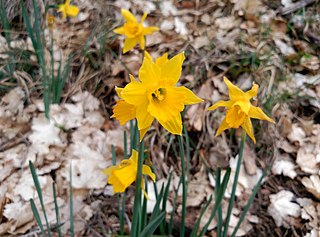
[280,0,317,15]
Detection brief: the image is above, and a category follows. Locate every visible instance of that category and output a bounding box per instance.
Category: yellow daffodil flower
[57,0,79,19]
[207,77,275,143]
[112,52,203,139]
[114,9,159,53]
[103,150,155,194]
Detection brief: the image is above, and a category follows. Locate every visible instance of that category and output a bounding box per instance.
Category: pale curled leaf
[268,190,301,227]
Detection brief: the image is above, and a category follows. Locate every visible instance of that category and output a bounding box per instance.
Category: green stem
[222,131,246,237]
[130,140,144,237]
[178,135,186,237]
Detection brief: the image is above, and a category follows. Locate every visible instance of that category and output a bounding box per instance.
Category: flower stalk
[131,140,145,237]
[178,135,187,237]
[222,130,246,237]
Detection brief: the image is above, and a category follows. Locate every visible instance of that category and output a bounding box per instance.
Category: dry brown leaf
[296,147,319,174]
[301,175,320,200]
[268,190,301,228]
[272,154,297,179]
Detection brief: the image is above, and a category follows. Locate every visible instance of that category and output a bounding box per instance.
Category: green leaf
[190,195,213,237]
[53,182,62,237]
[29,161,52,237]
[140,212,165,237]
[69,165,74,237]
[30,199,47,237]
[230,167,268,237]
[149,184,164,223]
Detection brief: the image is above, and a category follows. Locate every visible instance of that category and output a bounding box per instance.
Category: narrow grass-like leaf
[149,184,164,223]
[120,193,126,235]
[230,167,268,237]
[130,140,144,237]
[198,168,231,237]
[30,199,47,237]
[215,169,223,237]
[119,130,128,235]
[178,135,186,237]
[141,177,148,229]
[0,0,10,45]
[69,165,74,237]
[112,145,116,165]
[29,161,52,237]
[190,195,213,237]
[159,172,172,234]
[53,182,62,237]
[20,0,50,117]
[168,178,181,236]
[123,130,128,159]
[222,134,246,237]
[140,212,165,237]
[183,125,191,176]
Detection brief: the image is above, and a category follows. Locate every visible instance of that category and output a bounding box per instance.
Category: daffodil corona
[207,77,274,143]
[114,9,159,53]
[57,0,79,19]
[112,52,203,139]
[103,150,155,194]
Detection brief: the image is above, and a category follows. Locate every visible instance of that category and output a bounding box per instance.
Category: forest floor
[0,0,319,236]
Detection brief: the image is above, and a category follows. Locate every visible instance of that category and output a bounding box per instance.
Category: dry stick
[280,0,317,15]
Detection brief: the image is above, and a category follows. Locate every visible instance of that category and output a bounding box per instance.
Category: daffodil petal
[142,165,156,182]
[141,12,148,23]
[139,55,160,84]
[136,100,154,130]
[115,86,123,97]
[102,166,118,176]
[114,26,125,35]
[58,5,67,19]
[155,53,168,66]
[139,127,149,140]
[131,150,139,163]
[144,51,152,61]
[249,106,275,123]
[158,115,182,135]
[207,100,232,111]
[223,77,246,101]
[161,52,185,85]
[139,36,145,50]
[142,26,159,35]
[245,83,259,100]
[66,5,79,17]
[175,86,203,105]
[121,81,148,105]
[123,38,138,53]
[241,117,256,143]
[111,100,136,125]
[121,9,137,22]
[215,117,230,136]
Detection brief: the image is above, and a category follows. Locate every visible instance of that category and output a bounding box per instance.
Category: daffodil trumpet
[103,149,155,197]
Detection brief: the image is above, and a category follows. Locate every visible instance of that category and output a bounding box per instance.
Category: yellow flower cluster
[104,9,275,195]
[112,51,203,139]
